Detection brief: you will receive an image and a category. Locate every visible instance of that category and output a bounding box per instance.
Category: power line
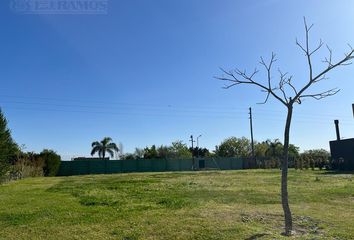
[0,94,353,119]
[1,102,352,122]
[1,105,353,125]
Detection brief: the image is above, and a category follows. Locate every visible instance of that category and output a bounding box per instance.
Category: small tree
[216,18,353,235]
[215,137,251,158]
[170,140,192,159]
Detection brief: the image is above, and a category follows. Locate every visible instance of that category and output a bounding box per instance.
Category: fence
[56,157,244,176]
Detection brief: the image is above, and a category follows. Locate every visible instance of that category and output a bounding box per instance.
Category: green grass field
[0,170,353,240]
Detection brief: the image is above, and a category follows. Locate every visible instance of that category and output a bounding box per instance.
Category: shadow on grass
[244,233,269,240]
[320,170,354,175]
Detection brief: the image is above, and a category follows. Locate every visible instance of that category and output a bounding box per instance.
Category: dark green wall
[57,157,244,176]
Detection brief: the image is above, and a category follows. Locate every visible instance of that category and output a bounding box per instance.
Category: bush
[40,149,61,176]
[299,149,330,170]
[10,153,44,179]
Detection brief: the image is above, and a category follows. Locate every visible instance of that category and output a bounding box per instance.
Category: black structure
[329,120,354,170]
[329,138,354,170]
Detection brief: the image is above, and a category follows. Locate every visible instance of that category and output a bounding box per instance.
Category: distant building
[72,157,109,161]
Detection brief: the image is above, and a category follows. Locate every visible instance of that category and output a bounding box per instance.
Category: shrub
[40,149,61,176]
[299,149,330,170]
[10,153,44,179]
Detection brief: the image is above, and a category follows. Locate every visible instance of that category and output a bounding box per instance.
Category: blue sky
[0,0,353,159]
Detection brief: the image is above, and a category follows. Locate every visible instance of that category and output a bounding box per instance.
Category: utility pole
[190,135,196,170]
[249,107,255,166]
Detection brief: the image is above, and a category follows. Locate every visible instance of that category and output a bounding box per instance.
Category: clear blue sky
[0,0,353,159]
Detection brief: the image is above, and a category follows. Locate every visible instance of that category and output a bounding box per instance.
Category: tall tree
[91,137,119,159]
[0,108,18,180]
[216,18,353,235]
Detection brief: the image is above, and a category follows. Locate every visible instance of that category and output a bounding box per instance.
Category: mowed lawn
[0,170,353,240]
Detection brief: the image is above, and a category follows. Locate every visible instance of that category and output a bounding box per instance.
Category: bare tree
[216,18,353,236]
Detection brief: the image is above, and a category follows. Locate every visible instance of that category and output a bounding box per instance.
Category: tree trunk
[282,105,293,235]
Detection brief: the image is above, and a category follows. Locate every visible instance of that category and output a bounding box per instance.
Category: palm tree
[265,139,282,158]
[91,137,119,159]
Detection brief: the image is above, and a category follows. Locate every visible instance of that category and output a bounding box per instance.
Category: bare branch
[258,91,271,105]
[294,46,354,103]
[322,45,333,68]
[286,76,298,96]
[217,18,353,109]
[292,19,354,104]
[300,88,340,100]
[278,69,289,103]
[309,39,323,56]
[313,74,329,83]
[215,54,288,106]
[296,38,307,55]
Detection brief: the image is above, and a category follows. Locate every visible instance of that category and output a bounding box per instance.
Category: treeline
[0,107,334,182]
[0,109,61,182]
[121,140,199,160]
[120,137,331,170]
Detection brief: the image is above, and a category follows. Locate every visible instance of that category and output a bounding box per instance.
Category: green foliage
[256,139,300,159]
[40,149,61,176]
[8,149,62,179]
[0,154,10,181]
[169,140,192,159]
[299,149,330,170]
[254,139,300,168]
[264,139,283,158]
[254,142,268,158]
[157,145,170,158]
[215,137,251,157]
[143,145,159,159]
[214,137,301,169]
[143,141,192,159]
[11,152,45,179]
[120,153,136,160]
[190,147,210,158]
[0,109,18,181]
[133,148,144,159]
[120,148,145,160]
